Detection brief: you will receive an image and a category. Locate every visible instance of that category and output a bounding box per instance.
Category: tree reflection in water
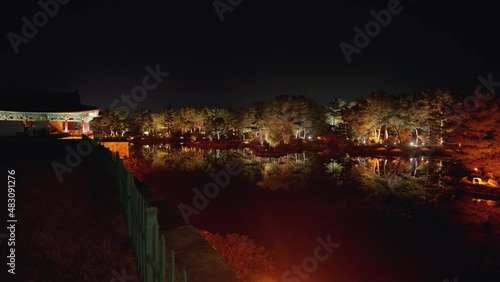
[350,157,455,206]
[128,145,455,200]
[124,145,499,281]
[129,144,235,173]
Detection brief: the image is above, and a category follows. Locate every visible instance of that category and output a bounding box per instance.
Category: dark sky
[1,0,498,113]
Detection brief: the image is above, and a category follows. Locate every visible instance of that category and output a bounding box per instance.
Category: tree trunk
[440,119,444,145]
[393,158,401,177]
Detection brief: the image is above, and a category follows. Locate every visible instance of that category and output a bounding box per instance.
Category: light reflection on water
[127,145,500,281]
[129,145,500,208]
[129,145,460,193]
[472,197,499,207]
[129,144,500,211]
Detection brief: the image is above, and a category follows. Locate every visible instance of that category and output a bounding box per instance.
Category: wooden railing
[65,130,93,135]
[82,135,187,282]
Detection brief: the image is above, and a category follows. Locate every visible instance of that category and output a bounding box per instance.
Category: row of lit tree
[342,88,499,175]
[89,90,494,147]
[341,89,455,145]
[90,95,328,147]
[92,89,499,174]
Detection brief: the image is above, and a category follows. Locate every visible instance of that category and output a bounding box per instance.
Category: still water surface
[129,144,500,282]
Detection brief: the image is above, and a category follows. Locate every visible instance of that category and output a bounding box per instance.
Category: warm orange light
[474,168,478,171]
[254,277,278,282]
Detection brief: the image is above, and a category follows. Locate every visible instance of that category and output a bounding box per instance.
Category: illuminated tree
[237,101,267,140]
[237,106,257,139]
[90,108,128,137]
[89,111,107,137]
[343,90,457,146]
[387,95,410,144]
[161,107,176,136]
[130,109,153,134]
[263,115,293,147]
[424,89,455,145]
[203,107,233,140]
[366,92,392,143]
[301,95,327,138]
[199,230,276,282]
[342,99,376,142]
[449,98,500,177]
[176,107,198,133]
[261,95,325,144]
[193,108,205,133]
[266,95,297,140]
[151,113,165,135]
[326,97,346,130]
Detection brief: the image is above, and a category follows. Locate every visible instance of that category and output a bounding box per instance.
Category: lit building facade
[0,90,99,136]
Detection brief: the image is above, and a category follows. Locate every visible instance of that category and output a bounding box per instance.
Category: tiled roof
[0,89,99,112]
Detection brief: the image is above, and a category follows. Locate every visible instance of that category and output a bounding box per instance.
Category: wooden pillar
[64,120,68,132]
[83,121,89,133]
[145,207,158,282]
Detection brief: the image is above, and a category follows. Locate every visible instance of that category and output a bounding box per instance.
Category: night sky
[1,0,498,113]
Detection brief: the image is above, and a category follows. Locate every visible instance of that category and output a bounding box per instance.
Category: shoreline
[127,137,454,158]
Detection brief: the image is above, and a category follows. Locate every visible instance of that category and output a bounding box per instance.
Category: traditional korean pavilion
[0,89,99,136]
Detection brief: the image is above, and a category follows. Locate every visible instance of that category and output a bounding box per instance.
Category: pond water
[127,144,500,282]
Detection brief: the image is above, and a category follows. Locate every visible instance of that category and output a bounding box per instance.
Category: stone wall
[99,141,130,158]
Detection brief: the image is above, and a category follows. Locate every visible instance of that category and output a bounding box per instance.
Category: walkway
[0,137,137,282]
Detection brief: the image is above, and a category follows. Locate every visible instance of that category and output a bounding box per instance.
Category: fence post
[145,207,158,282]
[159,235,166,282]
[181,269,187,282]
[168,249,175,282]
[95,142,173,282]
[125,173,134,236]
[115,151,120,185]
